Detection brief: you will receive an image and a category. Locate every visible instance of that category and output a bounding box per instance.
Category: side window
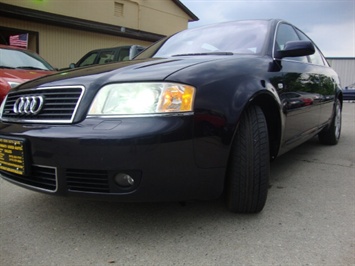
[309,48,325,66]
[98,50,115,64]
[296,29,326,66]
[275,24,308,63]
[78,53,97,67]
[118,48,130,61]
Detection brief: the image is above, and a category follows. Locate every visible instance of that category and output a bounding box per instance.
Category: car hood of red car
[0,68,56,83]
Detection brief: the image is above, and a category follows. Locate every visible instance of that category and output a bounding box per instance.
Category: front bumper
[0,116,225,201]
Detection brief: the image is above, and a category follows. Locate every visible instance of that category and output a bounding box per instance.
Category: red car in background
[0,44,56,103]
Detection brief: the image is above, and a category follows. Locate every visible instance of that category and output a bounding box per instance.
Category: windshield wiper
[172,52,234,57]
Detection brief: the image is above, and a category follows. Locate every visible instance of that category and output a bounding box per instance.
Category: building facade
[327,58,355,88]
[0,0,198,68]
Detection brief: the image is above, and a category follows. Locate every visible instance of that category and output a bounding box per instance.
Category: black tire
[318,99,342,145]
[226,105,270,213]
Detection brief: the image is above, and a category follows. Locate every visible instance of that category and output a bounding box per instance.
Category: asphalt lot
[1,102,354,266]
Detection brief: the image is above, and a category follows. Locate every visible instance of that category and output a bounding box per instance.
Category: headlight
[88,82,195,116]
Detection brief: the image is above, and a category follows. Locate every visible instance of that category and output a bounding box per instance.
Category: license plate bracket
[0,136,29,176]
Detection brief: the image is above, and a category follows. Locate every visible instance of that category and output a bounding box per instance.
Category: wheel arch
[248,92,282,160]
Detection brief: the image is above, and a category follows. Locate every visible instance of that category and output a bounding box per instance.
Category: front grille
[1,86,84,123]
[66,169,110,193]
[0,165,57,192]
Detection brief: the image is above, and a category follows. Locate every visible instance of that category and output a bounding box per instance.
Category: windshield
[137,20,269,59]
[0,48,54,70]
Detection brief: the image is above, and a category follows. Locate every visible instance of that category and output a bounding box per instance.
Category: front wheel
[226,105,270,213]
[318,99,342,145]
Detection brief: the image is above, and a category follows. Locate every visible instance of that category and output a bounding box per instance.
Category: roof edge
[172,0,199,22]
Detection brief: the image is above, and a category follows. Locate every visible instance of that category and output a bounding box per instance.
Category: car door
[295,29,337,126]
[273,23,322,147]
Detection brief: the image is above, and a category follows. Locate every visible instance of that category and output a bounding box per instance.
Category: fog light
[114,173,135,187]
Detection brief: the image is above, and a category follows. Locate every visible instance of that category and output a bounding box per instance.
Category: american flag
[9,34,28,48]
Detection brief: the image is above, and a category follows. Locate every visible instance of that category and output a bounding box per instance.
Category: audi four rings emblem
[13,96,45,115]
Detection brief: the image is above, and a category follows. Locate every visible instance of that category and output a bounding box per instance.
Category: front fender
[193,77,277,169]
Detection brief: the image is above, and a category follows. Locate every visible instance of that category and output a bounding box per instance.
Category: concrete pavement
[1,103,354,265]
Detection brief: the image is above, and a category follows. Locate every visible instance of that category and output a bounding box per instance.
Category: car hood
[15,57,227,90]
[0,69,55,84]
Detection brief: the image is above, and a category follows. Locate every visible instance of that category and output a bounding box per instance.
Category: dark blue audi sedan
[0,19,342,213]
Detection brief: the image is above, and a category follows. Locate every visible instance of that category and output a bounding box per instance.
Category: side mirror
[129,45,145,60]
[275,40,315,59]
[129,46,136,60]
[69,63,76,69]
